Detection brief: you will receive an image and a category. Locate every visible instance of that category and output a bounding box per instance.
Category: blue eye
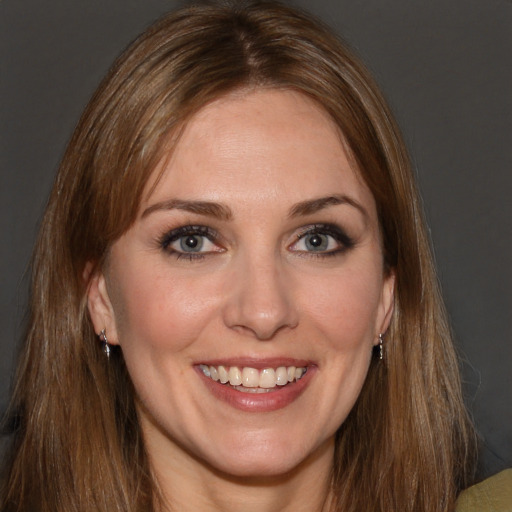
[175,234,207,253]
[160,226,221,259]
[291,224,354,256]
[300,233,337,252]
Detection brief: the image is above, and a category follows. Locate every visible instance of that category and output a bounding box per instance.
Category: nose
[222,250,298,340]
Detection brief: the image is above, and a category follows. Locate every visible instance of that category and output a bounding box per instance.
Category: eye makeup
[291,223,356,258]
[156,221,356,263]
[158,225,222,260]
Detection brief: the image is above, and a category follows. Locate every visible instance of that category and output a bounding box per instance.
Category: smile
[199,364,307,393]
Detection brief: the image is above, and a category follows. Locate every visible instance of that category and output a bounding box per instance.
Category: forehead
[142,88,376,215]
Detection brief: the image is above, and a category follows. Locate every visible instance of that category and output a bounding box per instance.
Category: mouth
[199,364,307,393]
[196,360,314,412]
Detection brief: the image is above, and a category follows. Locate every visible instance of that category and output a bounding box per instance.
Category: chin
[207,453,307,480]
[199,434,333,480]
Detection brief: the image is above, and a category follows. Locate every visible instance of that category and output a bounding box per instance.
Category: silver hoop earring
[99,329,111,358]
[378,333,384,361]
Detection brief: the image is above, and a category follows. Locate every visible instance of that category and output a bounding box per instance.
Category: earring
[99,329,110,358]
[378,333,384,361]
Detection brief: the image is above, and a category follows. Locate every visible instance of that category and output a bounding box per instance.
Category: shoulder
[456,469,512,512]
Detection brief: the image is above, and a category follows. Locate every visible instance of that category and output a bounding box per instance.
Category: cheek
[301,264,384,420]
[109,263,222,354]
[302,263,383,349]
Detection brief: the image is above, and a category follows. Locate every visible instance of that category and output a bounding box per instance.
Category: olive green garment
[456,469,512,512]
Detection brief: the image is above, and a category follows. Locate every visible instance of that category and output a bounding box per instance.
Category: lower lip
[196,366,315,412]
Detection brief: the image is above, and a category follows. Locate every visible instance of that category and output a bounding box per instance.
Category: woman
[2,1,506,510]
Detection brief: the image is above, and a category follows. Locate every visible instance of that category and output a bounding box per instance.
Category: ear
[375,270,395,343]
[86,267,120,345]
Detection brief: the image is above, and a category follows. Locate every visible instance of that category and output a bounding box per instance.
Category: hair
[1,1,477,511]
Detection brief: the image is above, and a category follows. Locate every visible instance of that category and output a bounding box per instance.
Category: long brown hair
[1,1,477,511]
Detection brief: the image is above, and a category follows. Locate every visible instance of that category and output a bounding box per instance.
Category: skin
[88,88,394,512]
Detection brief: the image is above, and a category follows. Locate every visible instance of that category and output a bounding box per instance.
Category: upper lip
[195,357,313,369]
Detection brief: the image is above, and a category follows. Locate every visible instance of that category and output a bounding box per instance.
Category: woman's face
[88,89,394,479]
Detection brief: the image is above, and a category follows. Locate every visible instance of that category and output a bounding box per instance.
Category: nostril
[221,257,299,339]
[222,291,299,340]
[228,321,294,341]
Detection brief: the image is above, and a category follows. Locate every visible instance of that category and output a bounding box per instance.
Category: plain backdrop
[1,0,511,478]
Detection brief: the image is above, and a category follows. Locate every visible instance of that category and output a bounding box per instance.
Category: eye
[290,224,355,256]
[295,233,337,252]
[171,234,216,253]
[159,225,223,259]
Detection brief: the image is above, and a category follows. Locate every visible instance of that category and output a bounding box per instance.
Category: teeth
[200,364,307,389]
[228,367,242,386]
[275,366,288,386]
[242,367,259,387]
[218,365,229,384]
[259,368,276,388]
[209,366,219,381]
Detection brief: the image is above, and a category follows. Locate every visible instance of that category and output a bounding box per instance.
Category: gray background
[1,0,510,478]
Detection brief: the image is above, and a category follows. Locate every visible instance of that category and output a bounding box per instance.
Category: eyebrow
[141,194,367,221]
[141,199,233,221]
[288,194,368,219]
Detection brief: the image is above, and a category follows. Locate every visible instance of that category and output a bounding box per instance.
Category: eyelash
[292,224,355,258]
[158,223,355,261]
[158,225,220,261]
